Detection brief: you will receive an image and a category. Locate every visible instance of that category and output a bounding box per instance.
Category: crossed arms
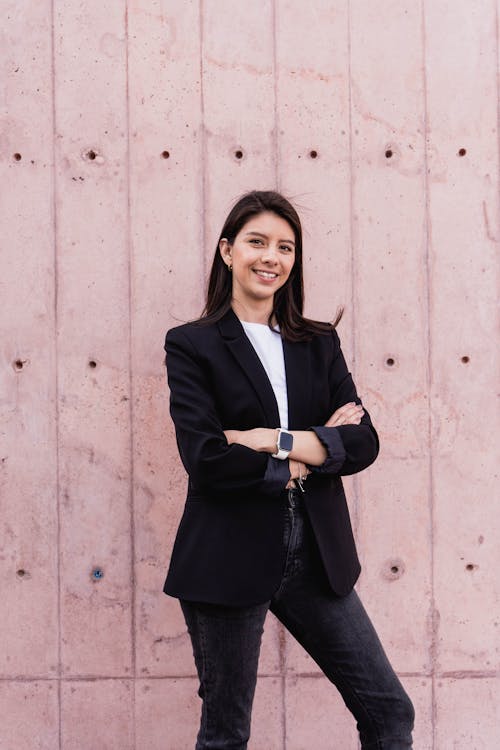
[224,401,365,489]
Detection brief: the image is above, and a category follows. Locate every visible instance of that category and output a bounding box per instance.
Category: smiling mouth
[254,270,278,280]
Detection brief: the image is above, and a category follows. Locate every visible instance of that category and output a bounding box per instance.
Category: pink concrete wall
[1,1,499,748]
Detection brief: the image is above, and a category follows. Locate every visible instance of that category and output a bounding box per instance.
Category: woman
[163,191,414,749]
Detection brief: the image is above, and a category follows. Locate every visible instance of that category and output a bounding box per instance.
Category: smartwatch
[272,428,294,460]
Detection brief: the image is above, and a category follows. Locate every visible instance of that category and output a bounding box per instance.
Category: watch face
[279,431,293,452]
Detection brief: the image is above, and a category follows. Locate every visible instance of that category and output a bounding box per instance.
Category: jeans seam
[321,661,413,749]
[277,601,385,749]
[273,505,294,598]
[350,679,382,748]
[320,658,384,748]
[196,610,217,745]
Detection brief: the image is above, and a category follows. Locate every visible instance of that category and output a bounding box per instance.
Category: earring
[228,263,232,272]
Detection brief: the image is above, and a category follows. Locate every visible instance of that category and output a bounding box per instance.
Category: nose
[261,243,279,264]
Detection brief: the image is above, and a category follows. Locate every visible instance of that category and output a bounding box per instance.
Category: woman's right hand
[325,402,364,427]
[285,460,310,490]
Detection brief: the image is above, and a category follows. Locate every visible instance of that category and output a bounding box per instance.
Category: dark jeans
[180,489,415,749]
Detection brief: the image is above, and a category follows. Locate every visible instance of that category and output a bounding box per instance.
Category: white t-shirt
[241,321,289,429]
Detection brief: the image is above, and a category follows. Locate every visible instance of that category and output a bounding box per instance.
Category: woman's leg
[180,599,269,750]
[270,496,415,749]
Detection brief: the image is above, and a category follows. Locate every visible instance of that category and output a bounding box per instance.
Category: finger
[325,402,356,426]
[343,404,365,423]
[330,414,363,427]
[298,461,308,478]
[289,462,312,480]
[326,403,364,426]
[345,403,364,415]
[341,406,364,422]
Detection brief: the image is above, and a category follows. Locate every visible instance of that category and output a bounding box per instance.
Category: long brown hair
[201,190,343,341]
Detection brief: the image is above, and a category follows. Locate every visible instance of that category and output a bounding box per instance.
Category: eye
[280,245,294,252]
[249,238,263,245]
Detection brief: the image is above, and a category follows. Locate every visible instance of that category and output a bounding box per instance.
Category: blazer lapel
[218,309,280,427]
[282,338,312,429]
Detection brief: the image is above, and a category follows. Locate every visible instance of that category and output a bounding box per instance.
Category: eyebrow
[244,231,295,246]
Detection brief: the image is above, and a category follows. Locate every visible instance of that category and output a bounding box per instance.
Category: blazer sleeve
[307,329,380,476]
[164,327,290,496]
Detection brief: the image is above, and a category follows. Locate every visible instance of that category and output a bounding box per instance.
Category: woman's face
[219,211,296,309]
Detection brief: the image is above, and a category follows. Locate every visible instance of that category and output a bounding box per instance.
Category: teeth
[255,271,277,279]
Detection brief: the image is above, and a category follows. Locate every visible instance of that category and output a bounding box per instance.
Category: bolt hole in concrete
[87,149,97,160]
[13,152,22,161]
[466,563,477,571]
[161,150,170,159]
[234,149,244,159]
[309,150,318,159]
[92,568,104,580]
[461,355,469,363]
[386,357,395,367]
[385,149,393,158]
[13,359,25,371]
[458,147,467,156]
[88,360,97,369]
[383,558,405,581]
[17,569,26,578]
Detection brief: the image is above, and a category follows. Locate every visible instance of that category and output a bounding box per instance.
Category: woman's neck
[231,298,274,325]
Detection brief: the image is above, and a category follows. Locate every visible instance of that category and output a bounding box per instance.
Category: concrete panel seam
[50,1,62,748]
[421,2,438,748]
[199,0,208,283]
[124,6,137,750]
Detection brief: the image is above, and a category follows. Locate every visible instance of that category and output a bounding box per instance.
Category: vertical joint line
[50,1,62,747]
[124,4,137,748]
[346,0,360,539]
[272,0,280,191]
[421,2,437,747]
[277,619,287,750]
[495,0,500,251]
[199,0,207,285]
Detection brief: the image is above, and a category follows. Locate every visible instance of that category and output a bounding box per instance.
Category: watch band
[272,428,293,460]
[273,446,290,460]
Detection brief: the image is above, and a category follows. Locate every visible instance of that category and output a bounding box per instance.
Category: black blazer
[163,308,379,606]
